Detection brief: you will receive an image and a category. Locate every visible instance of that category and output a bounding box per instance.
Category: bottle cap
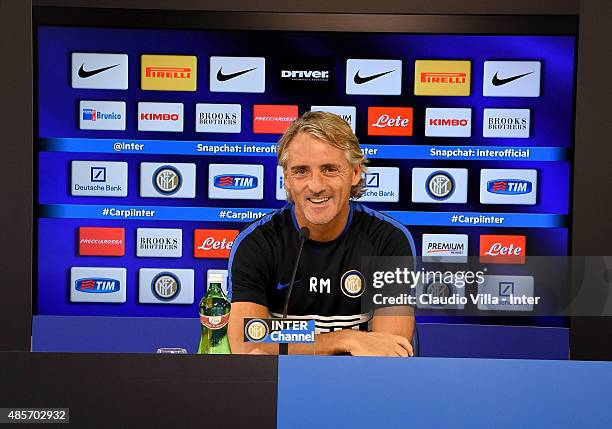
[208,273,224,284]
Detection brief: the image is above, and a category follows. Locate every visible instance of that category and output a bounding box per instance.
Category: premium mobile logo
[425,108,471,137]
[210,56,266,93]
[483,61,541,97]
[414,60,471,96]
[480,235,526,264]
[79,227,125,256]
[367,107,413,136]
[345,59,402,95]
[208,164,264,200]
[70,267,127,303]
[140,54,197,91]
[480,169,537,205]
[194,229,239,258]
[71,53,128,90]
[137,102,184,132]
[422,234,469,263]
[252,105,298,134]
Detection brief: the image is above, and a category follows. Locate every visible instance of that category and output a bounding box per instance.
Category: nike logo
[78,64,119,78]
[216,67,256,82]
[276,280,301,291]
[491,71,534,86]
[353,69,394,84]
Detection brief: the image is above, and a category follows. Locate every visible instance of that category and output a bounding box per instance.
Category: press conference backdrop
[33,11,576,355]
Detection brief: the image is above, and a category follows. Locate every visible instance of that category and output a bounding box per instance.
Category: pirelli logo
[141,55,197,91]
[414,60,471,96]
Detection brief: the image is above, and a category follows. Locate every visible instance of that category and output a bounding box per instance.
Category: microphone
[282,227,310,319]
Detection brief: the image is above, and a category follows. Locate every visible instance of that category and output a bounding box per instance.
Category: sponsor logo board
[483,108,530,138]
[477,275,535,311]
[140,54,197,91]
[70,267,127,303]
[140,162,196,198]
[310,106,356,132]
[71,52,128,90]
[78,227,125,256]
[479,235,526,264]
[210,56,265,93]
[424,108,471,137]
[358,167,400,202]
[480,169,537,205]
[252,105,298,134]
[194,229,239,259]
[367,107,413,136]
[138,102,184,132]
[422,234,468,263]
[71,160,128,197]
[136,228,183,258]
[278,58,333,91]
[483,61,541,97]
[139,268,194,304]
[412,168,468,204]
[345,59,402,95]
[208,164,264,200]
[195,103,241,133]
[414,60,471,96]
[79,100,126,131]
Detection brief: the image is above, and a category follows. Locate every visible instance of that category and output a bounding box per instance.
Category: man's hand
[344,330,414,357]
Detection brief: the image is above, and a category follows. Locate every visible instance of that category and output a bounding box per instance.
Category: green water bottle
[197,273,231,354]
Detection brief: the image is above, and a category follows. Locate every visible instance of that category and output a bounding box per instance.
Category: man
[227,111,416,356]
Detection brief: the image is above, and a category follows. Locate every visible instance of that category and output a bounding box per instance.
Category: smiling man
[227,111,416,356]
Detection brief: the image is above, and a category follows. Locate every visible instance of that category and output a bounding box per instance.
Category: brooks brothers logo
[426,171,455,200]
[151,272,181,300]
[137,228,182,258]
[141,54,197,91]
[153,165,182,195]
[196,104,241,133]
[78,64,119,78]
[483,109,530,138]
[341,270,366,298]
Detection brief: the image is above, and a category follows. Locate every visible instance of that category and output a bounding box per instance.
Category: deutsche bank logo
[480,169,537,205]
[90,167,106,182]
[213,175,258,190]
[208,164,264,200]
[358,167,399,202]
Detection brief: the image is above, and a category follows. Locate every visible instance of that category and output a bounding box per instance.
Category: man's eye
[293,168,306,175]
[323,167,338,173]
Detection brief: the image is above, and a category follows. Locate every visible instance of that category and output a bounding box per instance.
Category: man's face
[283,132,361,227]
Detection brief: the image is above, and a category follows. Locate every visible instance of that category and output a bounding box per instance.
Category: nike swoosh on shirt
[491,71,534,86]
[78,64,119,78]
[276,280,301,290]
[216,67,257,82]
[353,69,394,84]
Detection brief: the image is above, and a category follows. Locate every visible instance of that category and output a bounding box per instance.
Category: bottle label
[200,313,230,330]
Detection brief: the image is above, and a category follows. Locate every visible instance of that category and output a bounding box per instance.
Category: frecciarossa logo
[213,174,258,190]
[75,278,121,293]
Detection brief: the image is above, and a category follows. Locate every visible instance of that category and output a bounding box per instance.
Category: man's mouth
[307,197,331,205]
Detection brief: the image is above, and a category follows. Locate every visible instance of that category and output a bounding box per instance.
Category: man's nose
[307,170,326,194]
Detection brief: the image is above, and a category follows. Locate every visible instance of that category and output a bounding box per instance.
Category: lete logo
[367,107,413,136]
[479,235,526,264]
[194,229,239,258]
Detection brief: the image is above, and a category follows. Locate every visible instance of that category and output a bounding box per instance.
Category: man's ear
[352,164,362,186]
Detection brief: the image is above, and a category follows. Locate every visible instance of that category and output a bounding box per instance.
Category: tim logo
[214,175,258,190]
[75,278,120,293]
[487,180,532,195]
